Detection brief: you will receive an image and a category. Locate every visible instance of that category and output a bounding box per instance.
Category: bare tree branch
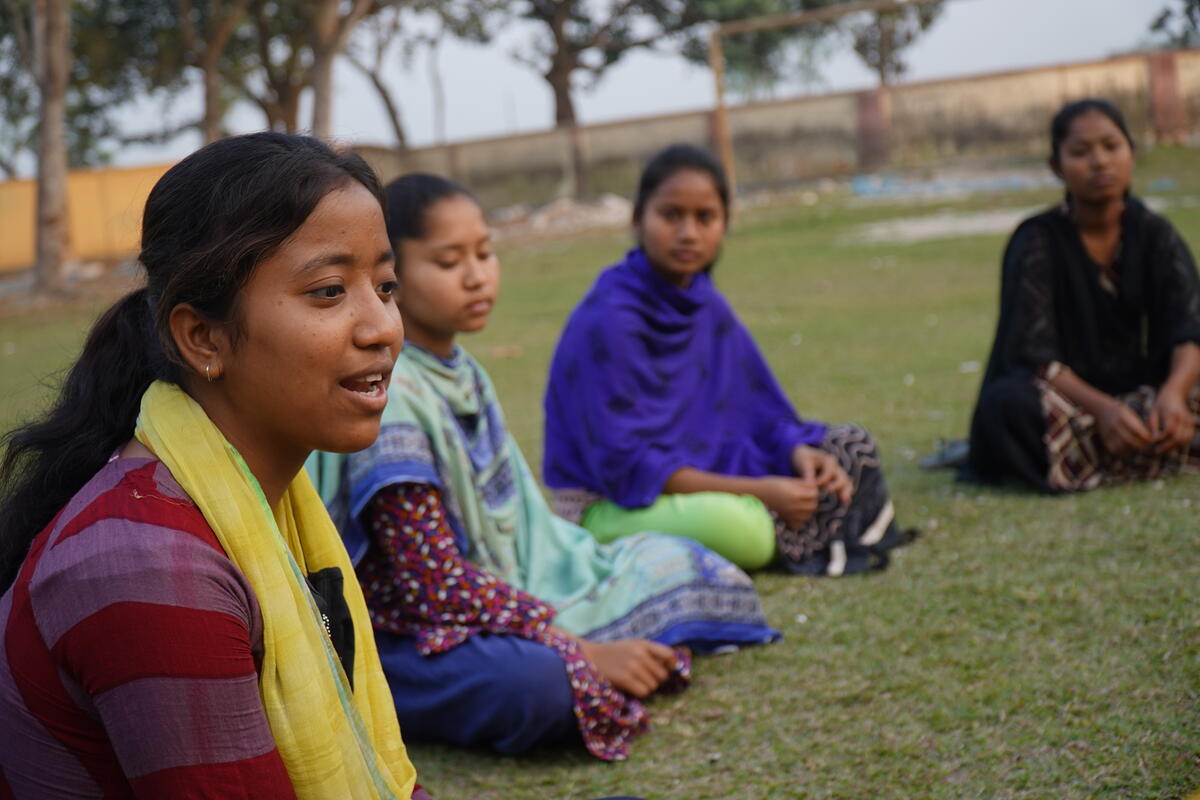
[584,0,638,50]
[3,0,33,69]
[0,149,17,179]
[344,47,408,150]
[119,117,203,146]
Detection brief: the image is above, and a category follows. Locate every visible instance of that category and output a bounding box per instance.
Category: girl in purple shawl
[543,144,912,576]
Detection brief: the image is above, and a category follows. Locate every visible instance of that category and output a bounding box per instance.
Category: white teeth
[361,373,383,382]
[356,384,380,396]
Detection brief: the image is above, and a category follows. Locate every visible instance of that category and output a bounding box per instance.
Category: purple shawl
[543,247,826,509]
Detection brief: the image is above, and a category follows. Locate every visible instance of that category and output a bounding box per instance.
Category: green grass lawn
[2,150,1199,799]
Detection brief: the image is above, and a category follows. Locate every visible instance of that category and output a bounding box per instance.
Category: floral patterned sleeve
[356,483,555,655]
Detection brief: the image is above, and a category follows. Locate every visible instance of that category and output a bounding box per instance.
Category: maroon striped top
[0,457,295,799]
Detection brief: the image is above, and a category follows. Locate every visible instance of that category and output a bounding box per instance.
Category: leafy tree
[0,1,36,178]
[678,0,843,101]
[680,0,944,97]
[2,0,187,288]
[512,1,708,128]
[1150,0,1200,48]
[848,2,942,86]
[223,0,385,139]
[177,0,253,143]
[345,0,497,152]
[0,0,189,177]
[223,0,309,133]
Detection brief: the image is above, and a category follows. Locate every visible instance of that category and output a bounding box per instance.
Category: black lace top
[980,197,1200,396]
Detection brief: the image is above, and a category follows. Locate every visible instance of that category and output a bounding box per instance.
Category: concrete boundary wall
[358,50,1200,210]
[3,49,1200,273]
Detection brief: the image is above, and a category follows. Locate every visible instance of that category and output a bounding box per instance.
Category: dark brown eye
[309,285,344,300]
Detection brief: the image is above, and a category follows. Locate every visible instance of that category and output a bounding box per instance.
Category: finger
[822,472,846,501]
[797,495,819,514]
[622,675,651,699]
[812,455,832,480]
[643,654,670,685]
[1147,409,1161,439]
[1164,412,1183,440]
[833,474,853,505]
[1104,426,1132,456]
[633,642,672,681]
[645,640,677,667]
[1119,414,1152,449]
[785,510,810,529]
[796,451,814,480]
[1161,417,1189,453]
[629,660,663,695]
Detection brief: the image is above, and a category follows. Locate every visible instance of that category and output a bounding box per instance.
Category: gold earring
[205,363,213,383]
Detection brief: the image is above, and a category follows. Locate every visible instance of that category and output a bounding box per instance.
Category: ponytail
[0,289,169,591]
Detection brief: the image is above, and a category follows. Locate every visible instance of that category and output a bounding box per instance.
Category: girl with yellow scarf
[0,133,421,799]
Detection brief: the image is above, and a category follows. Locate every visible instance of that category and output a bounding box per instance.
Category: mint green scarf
[312,345,770,641]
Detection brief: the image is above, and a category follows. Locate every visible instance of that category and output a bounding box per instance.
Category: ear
[169,303,230,381]
[1048,156,1063,181]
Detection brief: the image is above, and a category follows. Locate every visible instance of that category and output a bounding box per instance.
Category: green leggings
[580,491,776,571]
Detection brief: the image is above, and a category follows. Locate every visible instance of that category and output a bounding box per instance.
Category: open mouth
[339,373,385,397]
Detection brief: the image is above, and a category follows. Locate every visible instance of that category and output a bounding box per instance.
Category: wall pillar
[1146,51,1186,144]
[856,88,892,171]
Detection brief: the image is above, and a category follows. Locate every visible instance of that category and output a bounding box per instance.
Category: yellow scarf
[135,381,416,799]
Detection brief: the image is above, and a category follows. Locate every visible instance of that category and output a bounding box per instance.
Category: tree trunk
[567,122,589,201]
[429,40,445,146]
[281,86,302,134]
[310,49,334,139]
[547,6,576,127]
[549,66,577,126]
[33,0,70,293]
[308,0,372,140]
[877,13,896,87]
[201,51,222,143]
[309,0,338,139]
[545,8,588,200]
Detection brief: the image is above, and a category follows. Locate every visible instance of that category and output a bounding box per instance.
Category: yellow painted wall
[0,163,169,274]
[0,179,36,273]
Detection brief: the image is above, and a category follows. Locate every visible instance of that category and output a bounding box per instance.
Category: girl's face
[396,194,499,357]
[208,182,402,466]
[636,168,727,288]
[1053,109,1134,205]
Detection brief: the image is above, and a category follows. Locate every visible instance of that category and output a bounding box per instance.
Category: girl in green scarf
[311,174,779,761]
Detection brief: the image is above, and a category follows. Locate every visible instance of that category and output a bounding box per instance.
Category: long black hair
[383,172,478,251]
[1049,98,1136,167]
[0,132,383,592]
[632,143,731,225]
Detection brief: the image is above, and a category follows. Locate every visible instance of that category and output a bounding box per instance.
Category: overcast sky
[99,0,1166,169]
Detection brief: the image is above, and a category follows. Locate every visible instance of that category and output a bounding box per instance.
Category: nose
[463,255,486,289]
[354,285,404,351]
[678,214,698,241]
